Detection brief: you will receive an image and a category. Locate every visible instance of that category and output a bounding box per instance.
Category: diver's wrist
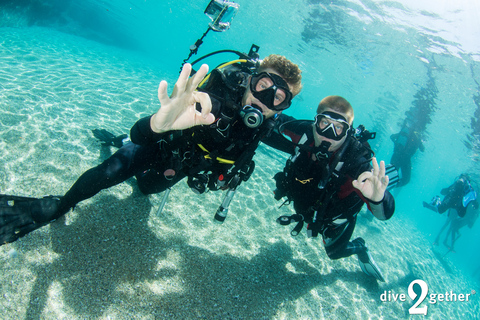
[150,113,168,133]
[368,195,385,205]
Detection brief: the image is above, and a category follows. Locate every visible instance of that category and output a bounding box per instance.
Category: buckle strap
[276,214,304,236]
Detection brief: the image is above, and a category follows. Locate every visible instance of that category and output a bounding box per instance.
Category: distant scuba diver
[423,173,478,218]
[390,67,437,187]
[263,96,395,282]
[0,49,303,245]
[431,174,479,253]
[390,120,425,187]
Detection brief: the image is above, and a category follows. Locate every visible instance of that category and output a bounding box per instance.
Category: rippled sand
[0,27,478,319]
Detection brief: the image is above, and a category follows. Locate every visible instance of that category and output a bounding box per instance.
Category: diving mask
[314,111,350,141]
[250,72,293,111]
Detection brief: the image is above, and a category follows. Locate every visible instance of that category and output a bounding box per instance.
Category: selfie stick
[181,0,239,69]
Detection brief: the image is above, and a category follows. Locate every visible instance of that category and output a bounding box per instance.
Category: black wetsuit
[390,123,424,187]
[56,65,274,216]
[0,64,282,245]
[263,115,395,260]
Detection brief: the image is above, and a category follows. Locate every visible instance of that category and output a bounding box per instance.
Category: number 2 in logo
[408,279,429,315]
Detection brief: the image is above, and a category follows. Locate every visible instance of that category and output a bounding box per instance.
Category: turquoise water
[1,0,480,319]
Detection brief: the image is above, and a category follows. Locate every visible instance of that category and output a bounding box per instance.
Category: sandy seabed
[0,27,479,319]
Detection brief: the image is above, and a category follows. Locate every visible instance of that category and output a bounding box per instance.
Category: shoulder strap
[199,62,252,103]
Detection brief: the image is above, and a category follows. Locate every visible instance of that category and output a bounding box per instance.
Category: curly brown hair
[259,54,302,96]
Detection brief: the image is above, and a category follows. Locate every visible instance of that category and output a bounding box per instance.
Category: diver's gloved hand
[150,63,215,133]
[352,157,389,202]
[0,195,67,244]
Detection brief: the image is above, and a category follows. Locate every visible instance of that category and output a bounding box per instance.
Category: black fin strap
[291,220,304,236]
[278,199,290,208]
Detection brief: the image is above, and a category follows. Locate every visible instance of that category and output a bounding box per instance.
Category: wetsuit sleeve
[368,190,395,220]
[261,132,295,154]
[130,115,169,145]
[390,133,399,142]
[261,113,300,154]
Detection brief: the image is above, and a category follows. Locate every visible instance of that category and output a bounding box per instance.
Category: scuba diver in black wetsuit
[263,96,395,282]
[423,173,478,218]
[390,66,437,188]
[427,174,479,252]
[390,120,425,187]
[0,52,303,245]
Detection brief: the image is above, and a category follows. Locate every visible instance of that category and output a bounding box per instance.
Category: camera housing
[204,0,239,32]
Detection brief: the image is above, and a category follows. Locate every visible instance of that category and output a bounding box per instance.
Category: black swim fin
[92,129,127,148]
[0,194,65,245]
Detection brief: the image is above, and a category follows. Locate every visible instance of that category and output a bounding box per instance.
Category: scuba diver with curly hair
[263,96,395,282]
[0,53,302,245]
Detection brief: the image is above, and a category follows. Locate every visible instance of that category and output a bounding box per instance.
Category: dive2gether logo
[380,279,476,315]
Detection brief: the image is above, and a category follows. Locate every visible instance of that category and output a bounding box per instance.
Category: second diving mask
[250,72,293,111]
[239,105,263,128]
[314,111,350,141]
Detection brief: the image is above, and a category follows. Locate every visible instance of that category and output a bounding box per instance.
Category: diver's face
[242,68,293,119]
[313,108,350,152]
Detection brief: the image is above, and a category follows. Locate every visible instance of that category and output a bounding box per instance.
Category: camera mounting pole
[181,27,212,69]
[180,0,239,70]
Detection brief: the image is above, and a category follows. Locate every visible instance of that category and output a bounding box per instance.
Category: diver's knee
[137,183,153,195]
[325,246,342,260]
[102,159,126,180]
